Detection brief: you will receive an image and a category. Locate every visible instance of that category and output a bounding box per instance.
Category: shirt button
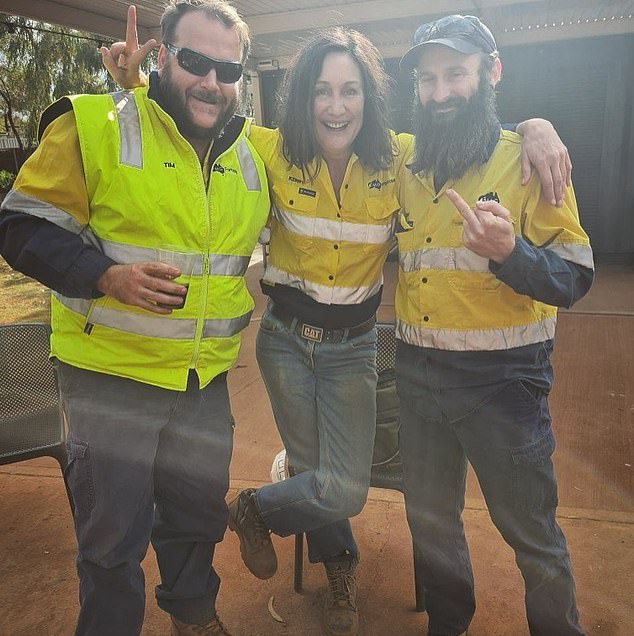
[337,212,341,218]
[328,275,334,281]
[426,237,432,243]
[422,277,428,283]
[334,244,339,250]
[432,198,439,204]
[423,316,430,322]
[344,184,349,189]
[289,199,294,205]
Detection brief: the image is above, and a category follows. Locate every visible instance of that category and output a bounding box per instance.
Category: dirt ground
[0,258,50,323]
[1,258,632,635]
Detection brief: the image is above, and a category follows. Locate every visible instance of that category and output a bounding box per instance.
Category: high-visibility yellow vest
[26,88,268,389]
[249,126,408,305]
[395,130,593,351]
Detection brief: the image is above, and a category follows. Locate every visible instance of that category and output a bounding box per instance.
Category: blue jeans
[254,303,377,563]
[56,362,234,636]
[395,342,584,636]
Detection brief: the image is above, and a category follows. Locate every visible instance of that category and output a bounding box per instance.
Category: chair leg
[413,542,426,612]
[294,533,304,593]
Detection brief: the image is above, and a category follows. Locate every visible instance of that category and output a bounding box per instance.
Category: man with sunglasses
[0,2,269,635]
[394,15,593,636]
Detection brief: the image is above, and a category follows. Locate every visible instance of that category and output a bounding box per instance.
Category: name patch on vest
[298,187,317,198]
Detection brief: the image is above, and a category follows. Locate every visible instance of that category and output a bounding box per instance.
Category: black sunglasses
[164,42,243,84]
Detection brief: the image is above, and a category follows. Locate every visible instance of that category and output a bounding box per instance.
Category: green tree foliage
[0,17,110,150]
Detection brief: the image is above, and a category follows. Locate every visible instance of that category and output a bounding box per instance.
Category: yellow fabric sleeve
[13,110,90,226]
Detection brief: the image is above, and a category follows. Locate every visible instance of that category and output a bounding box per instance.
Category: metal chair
[0,323,72,509]
[291,322,426,612]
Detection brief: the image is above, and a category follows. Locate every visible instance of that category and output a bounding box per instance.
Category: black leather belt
[271,304,375,344]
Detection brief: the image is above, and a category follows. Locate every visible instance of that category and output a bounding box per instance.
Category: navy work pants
[57,362,233,636]
[395,342,584,636]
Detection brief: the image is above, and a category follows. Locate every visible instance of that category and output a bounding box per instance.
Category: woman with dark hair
[104,10,571,635]
[236,30,406,636]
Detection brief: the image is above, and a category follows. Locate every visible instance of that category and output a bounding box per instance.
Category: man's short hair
[161,0,250,62]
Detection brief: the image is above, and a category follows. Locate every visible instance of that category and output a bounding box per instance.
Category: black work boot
[170,614,232,635]
[227,488,277,579]
[322,555,359,636]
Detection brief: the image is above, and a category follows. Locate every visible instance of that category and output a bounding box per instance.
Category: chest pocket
[365,193,399,221]
[271,182,320,216]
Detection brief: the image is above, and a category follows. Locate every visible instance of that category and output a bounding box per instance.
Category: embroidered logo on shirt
[298,187,317,198]
[164,162,175,168]
[368,178,396,191]
[213,163,238,175]
[477,191,500,203]
[288,176,303,184]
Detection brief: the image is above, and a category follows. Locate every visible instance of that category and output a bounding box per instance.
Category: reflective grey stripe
[55,294,249,339]
[395,315,558,351]
[263,264,383,305]
[99,239,205,273]
[202,311,252,337]
[400,243,594,273]
[112,91,143,169]
[274,207,393,245]
[99,240,251,277]
[1,190,84,234]
[399,247,488,273]
[54,294,92,315]
[209,254,250,276]
[548,243,594,270]
[54,294,196,338]
[235,137,261,191]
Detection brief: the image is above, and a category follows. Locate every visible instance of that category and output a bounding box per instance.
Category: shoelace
[325,565,357,609]
[200,615,231,636]
[244,495,270,547]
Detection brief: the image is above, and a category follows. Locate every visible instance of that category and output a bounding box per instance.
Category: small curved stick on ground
[267,595,285,624]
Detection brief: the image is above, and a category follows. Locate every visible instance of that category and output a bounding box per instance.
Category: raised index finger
[446,188,480,229]
[126,5,140,52]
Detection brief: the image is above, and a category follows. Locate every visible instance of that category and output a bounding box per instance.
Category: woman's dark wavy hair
[278,27,396,179]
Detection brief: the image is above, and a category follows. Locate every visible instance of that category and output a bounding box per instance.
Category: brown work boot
[322,556,359,636]
[227,488,277,579]
[170,614,232,635]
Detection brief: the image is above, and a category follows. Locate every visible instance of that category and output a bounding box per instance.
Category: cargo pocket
[64,439,95,516]
[511,430,558,513]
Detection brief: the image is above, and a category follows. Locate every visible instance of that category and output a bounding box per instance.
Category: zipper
[190,153,212,368]
[82,299,98,334]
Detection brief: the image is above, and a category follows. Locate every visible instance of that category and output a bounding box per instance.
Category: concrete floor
[0,259,632,635]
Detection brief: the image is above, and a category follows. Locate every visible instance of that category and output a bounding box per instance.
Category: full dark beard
[159,64,239,143]
[410,76,500,182]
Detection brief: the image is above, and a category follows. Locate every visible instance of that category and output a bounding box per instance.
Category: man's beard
[159,64,239,142]
[410,76,500,182]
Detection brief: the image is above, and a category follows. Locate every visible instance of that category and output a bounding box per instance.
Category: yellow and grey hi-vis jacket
[249,126,410,306]
[395,130,594,351]
[4,87,269,390]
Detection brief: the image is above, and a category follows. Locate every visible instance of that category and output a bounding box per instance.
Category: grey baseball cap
[400,14,498,69]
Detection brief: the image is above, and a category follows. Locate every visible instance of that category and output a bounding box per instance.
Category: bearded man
[394,14,594,636]
[0,2,269,635]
